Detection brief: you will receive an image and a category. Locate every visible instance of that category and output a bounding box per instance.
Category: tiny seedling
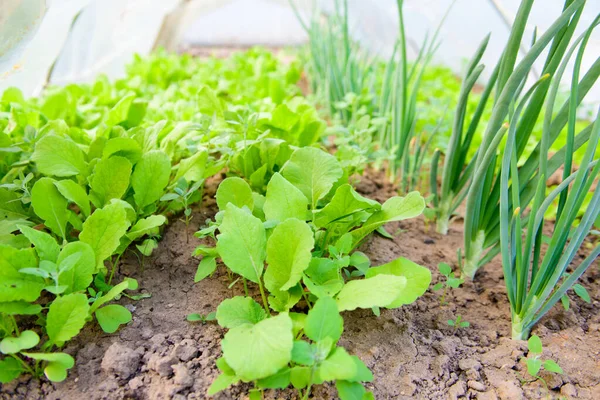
[161,178,204,242]
[432,261,464,305]
[523,335,563,393]
[560,280,591,311]
[447,315,470,329]
[187,312,217,324]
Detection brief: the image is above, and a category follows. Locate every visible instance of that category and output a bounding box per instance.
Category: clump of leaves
[187,311,216,324]
[161,178,204,242]
[208,296,374,400]
[522,335,563,393]
[447,315,470,329]
[432,260,464,305]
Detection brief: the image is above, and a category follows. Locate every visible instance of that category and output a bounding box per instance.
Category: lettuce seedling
[209,297,374,400]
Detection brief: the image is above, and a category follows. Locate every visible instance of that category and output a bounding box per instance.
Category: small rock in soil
[424,238,435,244]
[148,353,178,377]
[101,343,141,380]
[172,364,194,389]
[560,383,578,397]
[447,380,467,399]
[467,380,486,391]
[458,358,482,371]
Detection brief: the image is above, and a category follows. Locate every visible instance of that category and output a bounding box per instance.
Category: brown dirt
[1,172,599,400]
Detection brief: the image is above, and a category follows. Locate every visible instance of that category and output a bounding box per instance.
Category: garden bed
[2,172,598,400]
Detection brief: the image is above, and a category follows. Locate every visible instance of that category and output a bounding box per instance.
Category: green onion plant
[457,0,599,278]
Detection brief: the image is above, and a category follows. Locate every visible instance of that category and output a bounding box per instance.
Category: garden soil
[1,172,599,400]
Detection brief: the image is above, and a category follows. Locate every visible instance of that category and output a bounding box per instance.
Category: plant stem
[242,278,249,297]
[257,279,270,317]
[511,314,530,340]
[11,354,35,376]
[108,253,123,286]
[462,230,486,279]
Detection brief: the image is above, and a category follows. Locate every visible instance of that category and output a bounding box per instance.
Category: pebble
[467,380,486,391]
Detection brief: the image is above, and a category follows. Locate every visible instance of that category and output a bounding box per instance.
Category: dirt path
[2,174,599,400]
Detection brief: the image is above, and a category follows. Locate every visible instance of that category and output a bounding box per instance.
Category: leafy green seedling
[161,178,203,242]
[447,315,470,329]
[523,335,563,394]
[560,280,591,311]
[432,262,463,305]
[187,311,216,324]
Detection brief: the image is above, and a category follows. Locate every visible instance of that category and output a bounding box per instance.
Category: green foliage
[432,261,463,305]
[447,315,470,329]
[524,335,563,387]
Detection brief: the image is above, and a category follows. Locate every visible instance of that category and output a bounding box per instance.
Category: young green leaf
[216,296,267,329]
[54,180,91,217]
[56,241,95,293]
[350,192,425,248]
[0,246,44,302]
[132,150,171,210]
[336,274,407,311]
[194,256,217,283]
[32,135,87,177]
[257,367,291,389]
[0,357,23,383]
[216,177,254,211]
[221,313,293,381]
[265,218,314,292]
[102,137,143,164]
[263,172,309,222]
[318,347,357,381]
[89,156,132,208]
[543,359,563,374]
[126,215,167,242]
[79,202,131,271]
[0,330,40,354]
[46,293,90,346]
[365,257,431,307]
[281,147,343,209]
[526,358,542,376]
[314,184,379,230]
[336,380,367,400]
[21,352,74,382]
[18,225,60,262]
[304,297,343,343]
[528,335,543,354]
[207,373,238,396]
[95,304,132,333]
[31,178,69,239]
[216,204,266,284]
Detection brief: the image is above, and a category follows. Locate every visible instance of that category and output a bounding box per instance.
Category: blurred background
[1,0,599,102]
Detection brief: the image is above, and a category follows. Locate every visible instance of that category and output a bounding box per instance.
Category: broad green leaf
[197,85,223,116]
[136,239,158,256]
[303,275,344,299]
[0,246,44,302]
[89,156,132,208]
[0,357,23,383]
[528,335,543,354]
[105,93,135,126]
[95,304,132,333]
[195,256,217,282]
[365,257,431,307]
[281,147,343,209]
[216,296,267,329]
[102,137,142,164]
[573,284,590,303]
[46,293,90,346]
[527,358,542,376]
[89,278,137,313]
[318,347,357,381]
[438,262,452,277]
[173,150,208,183]
[31,178,69,239]
[265,218,314,292]
[222,313,293,381]
[263,172,309,221]
[56,242,95,293]
[336,275,407,311]
[257,367,291,389]
[268,285,303,312]
[126,215,166,242]
[314,184,379,230]
[336,380,366,400]
[18,225,60,262]
[304,297,343,342]
[132,150,171,210]
[21,352,74,382]
[291,340,315,366]
[0,189,29,220]
[290,366,311,389]
[54,180,91,217]
[350,192,425,248]
[0,301,42,315]
[207,373,238,396]
[32,135,87,177]
[543,359,563,374]
[216,177,254,211]
[0,330,40,354]
[216,204,266,283]
[80,202,131,271]
[348,356,373,382]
